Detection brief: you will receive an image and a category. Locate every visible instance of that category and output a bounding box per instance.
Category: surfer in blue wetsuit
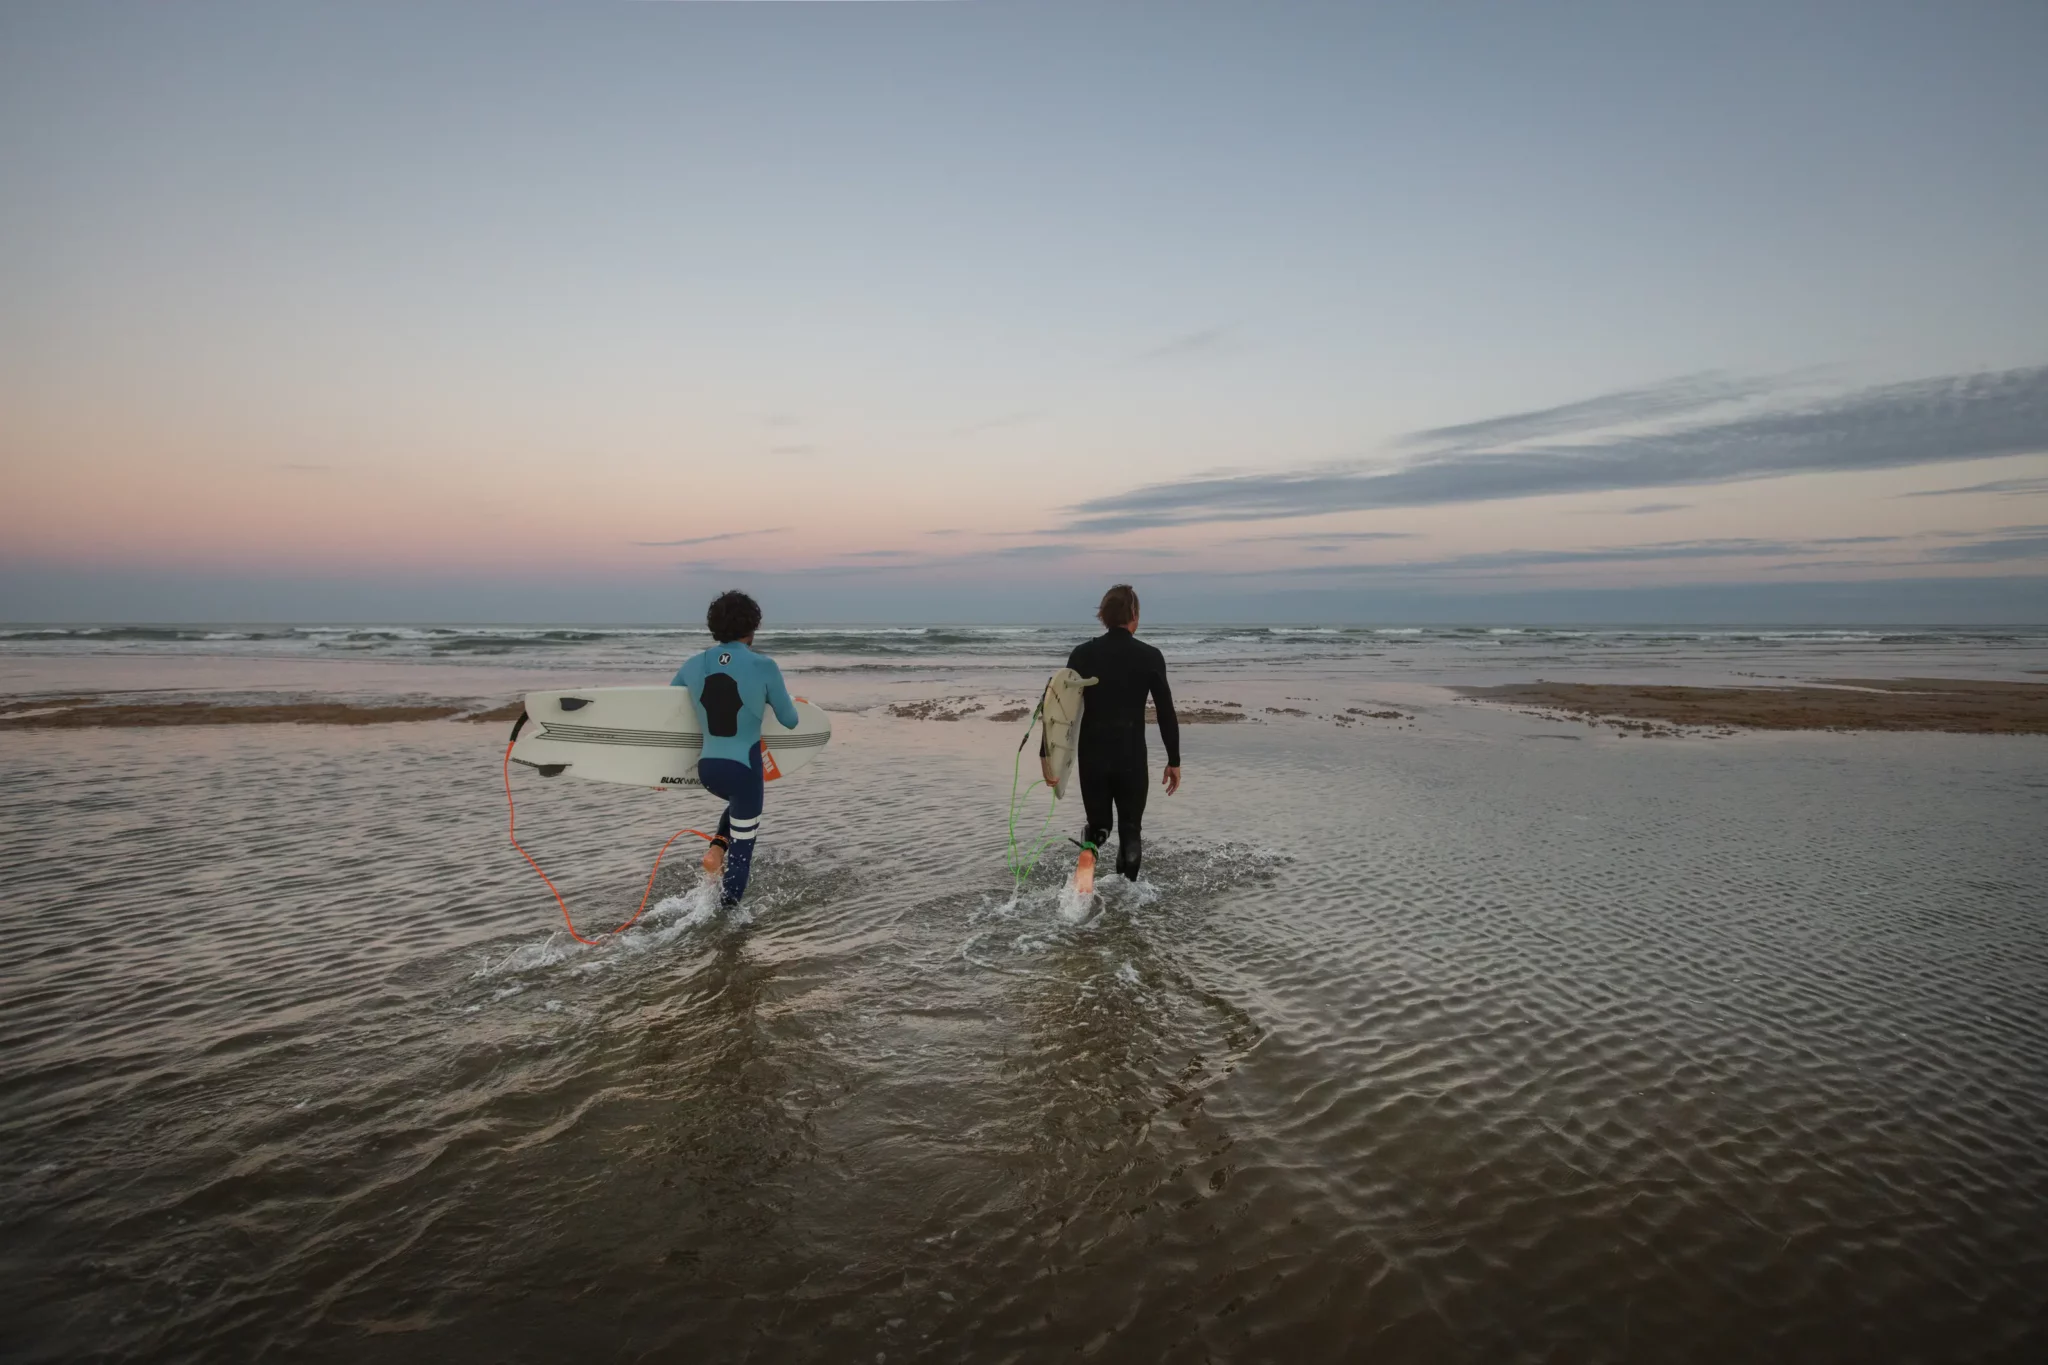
[1064,584,1181,895]
[673,590,800,905]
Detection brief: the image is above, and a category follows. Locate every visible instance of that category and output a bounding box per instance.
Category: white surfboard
[1035,668,1096,799]
[510,686,832,790]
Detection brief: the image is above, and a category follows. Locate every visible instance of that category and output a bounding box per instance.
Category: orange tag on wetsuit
[761,748,782,782]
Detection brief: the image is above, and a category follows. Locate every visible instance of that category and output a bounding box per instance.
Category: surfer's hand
[1162,766,1181,795]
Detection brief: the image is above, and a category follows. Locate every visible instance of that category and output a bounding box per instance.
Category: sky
[3,0,2046,624]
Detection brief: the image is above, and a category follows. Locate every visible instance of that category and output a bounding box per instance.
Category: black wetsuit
[1065,627,1180,879]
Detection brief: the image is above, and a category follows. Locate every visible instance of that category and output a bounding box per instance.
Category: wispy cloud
[770,444,816,457]
[1229,529,1419,544]
[636,527,791,549]
[990,541,1085,560]
[1570,501,1695,516]
[1401,372,1772,451]
[1898,475,2048,498]
[1394,538,1829,572]
[1927,526,2048,563]
[274,462,330,472]
[1131,325,1233,365]
[1066,365,2048,532]
[1209,536,1914,581]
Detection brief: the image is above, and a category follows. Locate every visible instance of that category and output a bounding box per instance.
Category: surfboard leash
[1005,698,1064,892]
[503,713,715,945]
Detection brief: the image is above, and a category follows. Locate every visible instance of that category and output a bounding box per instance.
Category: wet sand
[1461,676,2048,734]
[887,697,988,721]
[3,650,2046,1364]
[1,693,1274,731]
[1168,705,1249,723]
[882,697,1254,724]
[0,696,521,729]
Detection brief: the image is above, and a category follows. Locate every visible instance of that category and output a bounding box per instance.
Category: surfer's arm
[763,661,800,730]
[1150,666,1182,768]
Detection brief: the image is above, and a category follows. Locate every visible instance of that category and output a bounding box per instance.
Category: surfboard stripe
[534,722,829,750]
[535,724,698,748]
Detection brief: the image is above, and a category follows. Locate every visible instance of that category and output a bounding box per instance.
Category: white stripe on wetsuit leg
[728,817,761,842]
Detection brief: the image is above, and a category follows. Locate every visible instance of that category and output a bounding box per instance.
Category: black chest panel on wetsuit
[700,672,743,737]
[1067,629,1179,771]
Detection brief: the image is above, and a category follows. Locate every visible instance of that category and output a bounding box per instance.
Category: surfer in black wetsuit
[1065,583,1181,894]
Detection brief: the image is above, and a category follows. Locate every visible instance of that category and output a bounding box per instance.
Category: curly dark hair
[705,590,763,643]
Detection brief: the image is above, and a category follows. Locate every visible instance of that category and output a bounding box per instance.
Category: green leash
[1005,699,1064,893]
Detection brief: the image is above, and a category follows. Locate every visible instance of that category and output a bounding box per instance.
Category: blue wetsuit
[672,640,799,904]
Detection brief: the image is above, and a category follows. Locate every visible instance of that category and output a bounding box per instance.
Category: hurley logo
[719,652,732,665]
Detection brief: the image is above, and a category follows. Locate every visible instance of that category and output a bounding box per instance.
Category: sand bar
[0,696,518,729]
[1461,677,2048,734]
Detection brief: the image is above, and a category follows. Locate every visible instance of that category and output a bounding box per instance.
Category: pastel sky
[3,1,2046,623]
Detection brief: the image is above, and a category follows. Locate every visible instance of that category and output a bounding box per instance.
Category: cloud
[635,527,791,549]
[1571,501,1695,516]
[1927,526,2048,563]
[274,462,330,472]
[770,444,816,456]
[1386,538,1828,573]
[1066,365,2048,532]
[1215,536,1913,582]
[1229,529,1419,543]
[1132,326,1233,365]
[990,541,1085,560]
[1401,372,1774,451]
[1898,475,2048,498]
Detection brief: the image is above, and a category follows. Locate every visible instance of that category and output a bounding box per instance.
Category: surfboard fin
[558,697,593,712]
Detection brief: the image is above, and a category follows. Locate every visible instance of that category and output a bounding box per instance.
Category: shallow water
[2,638,2047,1362]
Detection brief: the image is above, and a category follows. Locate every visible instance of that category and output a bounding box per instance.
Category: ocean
[2,622,2045,1362]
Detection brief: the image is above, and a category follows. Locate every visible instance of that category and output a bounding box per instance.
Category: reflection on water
[2,682,2046,1363]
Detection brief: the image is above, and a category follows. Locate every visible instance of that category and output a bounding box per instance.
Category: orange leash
[502,736,715,945]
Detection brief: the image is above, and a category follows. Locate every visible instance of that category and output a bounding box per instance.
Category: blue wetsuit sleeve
[674,654,702,693]
[764,659,800,730]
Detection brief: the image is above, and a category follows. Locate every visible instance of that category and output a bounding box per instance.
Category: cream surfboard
[1035,668,1096,799]
[510,687,831,789]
